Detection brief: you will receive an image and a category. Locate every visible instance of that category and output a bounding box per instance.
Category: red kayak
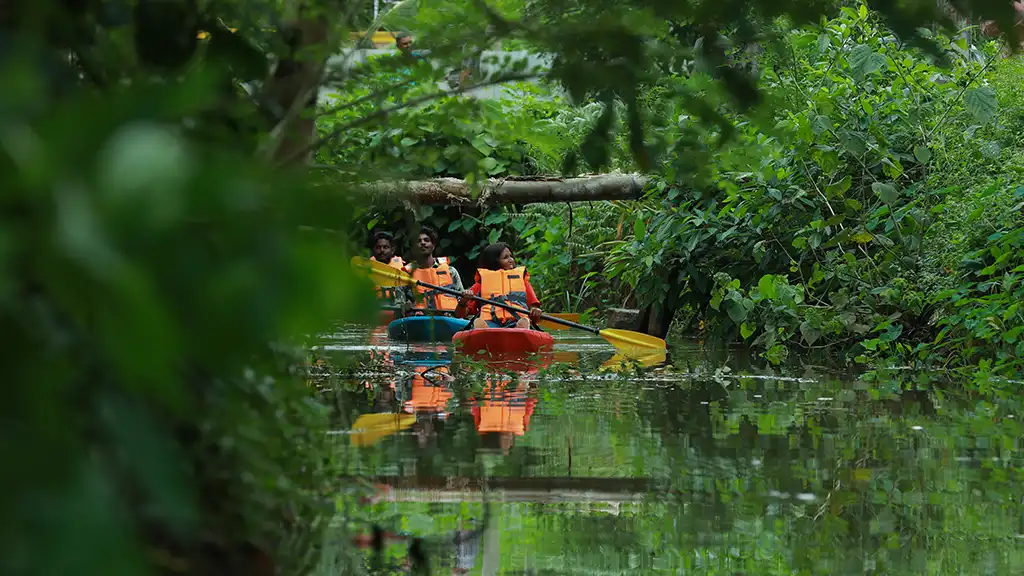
[452,328,554,356]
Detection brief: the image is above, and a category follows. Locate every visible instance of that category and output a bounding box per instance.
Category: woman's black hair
[478,242,510,271]
[418,226,439,246]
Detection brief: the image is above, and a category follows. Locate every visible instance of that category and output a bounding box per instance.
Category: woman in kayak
[401,226,464,316]
[456,242,543,329]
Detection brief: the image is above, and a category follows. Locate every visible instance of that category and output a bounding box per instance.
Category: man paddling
[371,231,405,307]
[401,226,465,316]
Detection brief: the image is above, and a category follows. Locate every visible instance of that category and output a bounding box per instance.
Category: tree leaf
[964,86,997,123]
[633,217,646,239]
[725,299,748,323]
[852,230,874,243]
[471,136,493,155]
[837,130,867,156]
[826,175,852,196]
[913,145,932,163]
[479,157,499,172]
[871,182,898,204]
[848,44,885,81]
[740,322,755,339]
[800,320,822,345]
[758,274,777,300]
[979,140,1001,159]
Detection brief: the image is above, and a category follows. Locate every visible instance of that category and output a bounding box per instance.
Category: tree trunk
[262,4,337,164]
[352,174,647,205]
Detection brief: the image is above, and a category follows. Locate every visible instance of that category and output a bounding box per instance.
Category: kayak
[387,315,471,342]
[452,327,555,356]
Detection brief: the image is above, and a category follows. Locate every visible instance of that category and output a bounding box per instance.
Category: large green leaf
[800,320,822,345]
[871,182,898,204]
[848,44,885,81]
[725,299,748,323]
[758,274,776,300]
[838,130,867,156]
[964,87,997,123]
[913,145,932,164]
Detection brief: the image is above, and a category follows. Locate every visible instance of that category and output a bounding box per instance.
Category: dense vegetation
[332,7,1024,384]
[4,0,1023,575]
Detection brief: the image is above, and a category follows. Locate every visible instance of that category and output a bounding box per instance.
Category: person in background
[395,31,421,60]
[455,242,543,329]
[371,231,405,306]
[371,231,404,267]
[402,226,464,316]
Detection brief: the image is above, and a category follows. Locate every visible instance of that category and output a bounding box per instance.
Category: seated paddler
[455,242,543,329]
[400,226,464,317]
[370,231,405,305]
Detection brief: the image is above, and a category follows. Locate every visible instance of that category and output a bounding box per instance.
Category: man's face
[396,35,413,55]
[415,233,434,257]
[373,238,394,262]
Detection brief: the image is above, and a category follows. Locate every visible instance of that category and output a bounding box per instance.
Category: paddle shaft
[411,278,601,335]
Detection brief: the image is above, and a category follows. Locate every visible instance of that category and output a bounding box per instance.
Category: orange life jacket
[404,257,460,312]
[472,378,535,436]
[375,256,405,300]
[478,266,529,323]
[403,365,453,414]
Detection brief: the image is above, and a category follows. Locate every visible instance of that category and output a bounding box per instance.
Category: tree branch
[281,70,542,166]
[334,174,648,205]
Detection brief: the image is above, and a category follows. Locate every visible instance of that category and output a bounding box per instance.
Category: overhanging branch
[345,174,648,205]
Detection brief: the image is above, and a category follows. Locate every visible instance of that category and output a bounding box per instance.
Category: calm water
[311,324,1023,575]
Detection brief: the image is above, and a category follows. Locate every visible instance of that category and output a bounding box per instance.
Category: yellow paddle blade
[598,328,667,356]
[537,313,580,331]
[600,350,667,372]
[350,413,416,447]
[350,256,416,288]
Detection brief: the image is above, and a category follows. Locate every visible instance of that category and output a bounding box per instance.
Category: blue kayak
[387,315,471,342]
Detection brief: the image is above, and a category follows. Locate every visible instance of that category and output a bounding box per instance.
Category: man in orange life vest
[371,231,405,304]
[400,226,465,316]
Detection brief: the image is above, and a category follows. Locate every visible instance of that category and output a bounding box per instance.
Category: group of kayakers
[370,227,544,329]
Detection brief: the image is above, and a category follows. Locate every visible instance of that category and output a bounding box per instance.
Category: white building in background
[319,49,556,104]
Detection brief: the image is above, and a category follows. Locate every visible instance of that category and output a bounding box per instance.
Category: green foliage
[319,83,545,181]
[601,6,1017,368]
[1,51,373,576]
[12,0,1024,573]
[923,189,1024,383]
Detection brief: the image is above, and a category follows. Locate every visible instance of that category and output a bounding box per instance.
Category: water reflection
[315,323,1024,575]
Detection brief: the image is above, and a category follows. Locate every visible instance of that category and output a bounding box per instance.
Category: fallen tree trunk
[352,174,648,205]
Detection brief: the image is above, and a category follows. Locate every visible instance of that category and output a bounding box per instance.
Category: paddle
[351,256,667,356]
[537,312,580,331]
[350,413,416,447]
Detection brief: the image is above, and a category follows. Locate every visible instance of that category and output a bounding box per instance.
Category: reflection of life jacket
[375,256,405,300]
[478,267,529,323]
[471,378,536,436]
[403,365,453,414]
[404,257,459,311]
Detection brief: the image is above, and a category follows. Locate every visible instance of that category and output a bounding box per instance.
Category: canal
[309,324,1023,575]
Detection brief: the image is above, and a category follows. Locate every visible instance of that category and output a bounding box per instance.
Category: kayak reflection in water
[402,363,455,448]
[472,375,537,456]
[455,242,544,329]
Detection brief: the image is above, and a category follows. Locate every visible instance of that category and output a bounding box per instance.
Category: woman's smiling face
[498,248,515,270]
